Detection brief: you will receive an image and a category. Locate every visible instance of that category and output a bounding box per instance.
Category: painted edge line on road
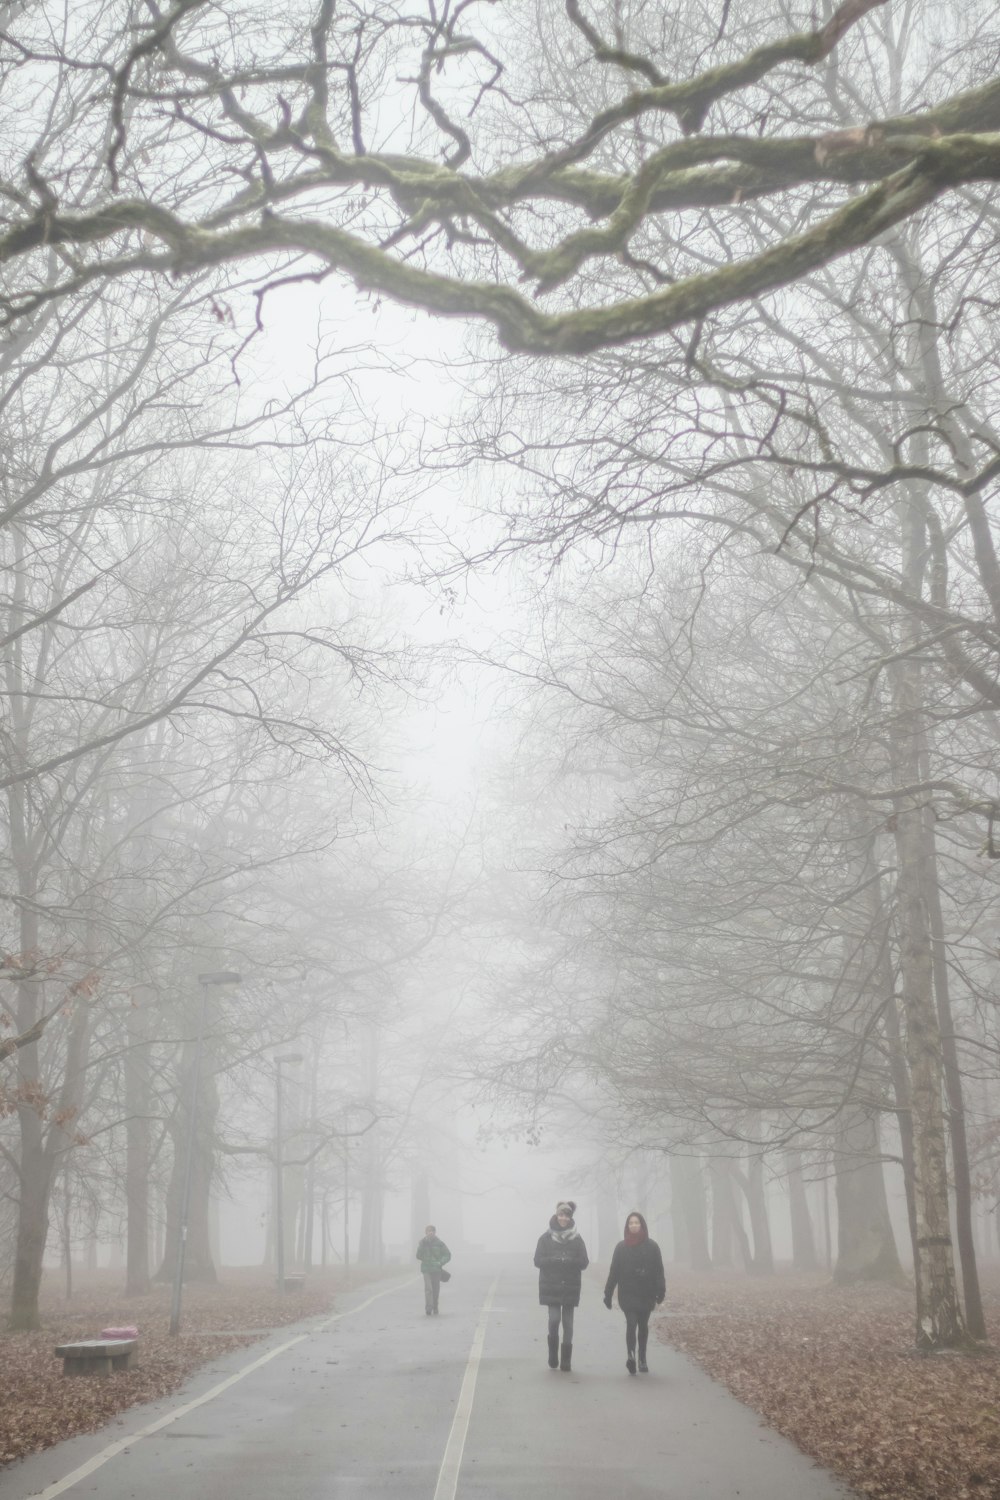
[432,1275,499,1500]
[30,1275,419,1500]
[315,1275,418,1332]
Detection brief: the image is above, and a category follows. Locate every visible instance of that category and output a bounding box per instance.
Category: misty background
[2,0,999,1363]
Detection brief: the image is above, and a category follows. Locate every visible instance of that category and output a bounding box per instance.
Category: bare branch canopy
[2,0,999,351]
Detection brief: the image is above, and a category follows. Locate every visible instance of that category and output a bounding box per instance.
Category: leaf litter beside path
[660,1269,1000,1500]
[0,1267,396,1469]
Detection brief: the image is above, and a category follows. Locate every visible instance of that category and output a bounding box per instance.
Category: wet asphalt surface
[4,1258,855,1500]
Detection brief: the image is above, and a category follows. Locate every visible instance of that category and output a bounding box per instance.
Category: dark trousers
[547,1303,574,1340]
[423,1271,442,1311]
[625,1307,650,1355]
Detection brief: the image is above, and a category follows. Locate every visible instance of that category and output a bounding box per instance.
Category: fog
[2,0,999,1403]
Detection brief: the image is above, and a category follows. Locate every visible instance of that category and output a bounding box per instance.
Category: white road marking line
[432,1276,499,1500]
[30,1276,419,1500]
[315,1275,419,1331]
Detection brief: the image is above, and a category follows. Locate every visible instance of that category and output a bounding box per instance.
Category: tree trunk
[155,1028,218,1284]
[11,1122,51,1330]
[832,1106,903,1285]
[708,1155,735,1268]
[597,1176,620,1263]
[922,815,986,1339]
[668,1154,688,1264]
[673,1153,712,1270]
[711,1156,755,1271]
[301,1160,315,1270]
[11,964,93,1328]
[8,785,51,1329]
[786,1152,819,1271]
[61,1173,73,1303]
[864,855,921,1283]
[302,1059,320,1271]
[83,1222,98,1272]
[356,1029,382,1264]
[889,651,968,1345]
[728,1149,774,1275]
[744,1153,774,1275]
[357,1170,383,1263]
[125,990,152,1295]
[410,1170,431,1246]
[876,333,970,1344]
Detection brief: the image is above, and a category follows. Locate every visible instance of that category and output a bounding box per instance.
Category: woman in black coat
[534,1199,589,1372]
[603,1211,665,1374]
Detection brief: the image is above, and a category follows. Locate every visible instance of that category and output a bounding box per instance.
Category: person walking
[415,1224,451,1315]
[603,1211,665,1374]
[534,1199,589,1372]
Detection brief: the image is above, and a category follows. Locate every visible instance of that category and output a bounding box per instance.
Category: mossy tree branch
[1,2,998,350]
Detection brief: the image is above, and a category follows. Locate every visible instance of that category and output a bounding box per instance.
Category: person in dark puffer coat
[534,1199,589,1372]
[603,1211,665,1374]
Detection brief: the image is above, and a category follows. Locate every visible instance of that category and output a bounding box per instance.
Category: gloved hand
[603,1294,613,1309]
[655,1295,664,1305]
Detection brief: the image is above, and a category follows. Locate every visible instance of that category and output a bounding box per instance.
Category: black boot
[560,1341,572,1371]
[637,1338,648,1373]
[626,1344,637,1375]
[547,1333,559,1369]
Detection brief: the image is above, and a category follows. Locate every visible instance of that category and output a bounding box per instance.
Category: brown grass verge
[661,1268,1000,1500]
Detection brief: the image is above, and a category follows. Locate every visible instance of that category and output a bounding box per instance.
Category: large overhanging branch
[553,0,893,151]
[1,2,998,350]
[4,132,1000,352]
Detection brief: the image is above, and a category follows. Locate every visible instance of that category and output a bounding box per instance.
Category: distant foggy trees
[447,3,1000,1351]
[474,419,998,1342]
[472,492,998,1340]
[0,251,425,1325]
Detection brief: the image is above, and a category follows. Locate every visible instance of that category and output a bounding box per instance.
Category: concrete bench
[55,1339,137,1376]
[282,1273,305,1293]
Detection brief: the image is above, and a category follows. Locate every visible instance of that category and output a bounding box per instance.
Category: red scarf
[625,1228,647,1247]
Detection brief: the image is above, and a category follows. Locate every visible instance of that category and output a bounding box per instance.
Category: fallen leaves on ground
[661,1269,1000,1500]
[0,1266,393,1468]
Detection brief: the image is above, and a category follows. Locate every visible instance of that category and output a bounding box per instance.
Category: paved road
[6,1259,854,1500]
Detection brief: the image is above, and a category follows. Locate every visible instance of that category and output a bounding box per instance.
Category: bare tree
[0,3,998,352]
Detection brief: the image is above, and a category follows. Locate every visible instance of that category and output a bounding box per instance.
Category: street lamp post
[168,970,241,1337]
[275,1052,303,1292]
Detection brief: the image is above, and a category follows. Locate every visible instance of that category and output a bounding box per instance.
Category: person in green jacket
[415,1224,451,1315]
